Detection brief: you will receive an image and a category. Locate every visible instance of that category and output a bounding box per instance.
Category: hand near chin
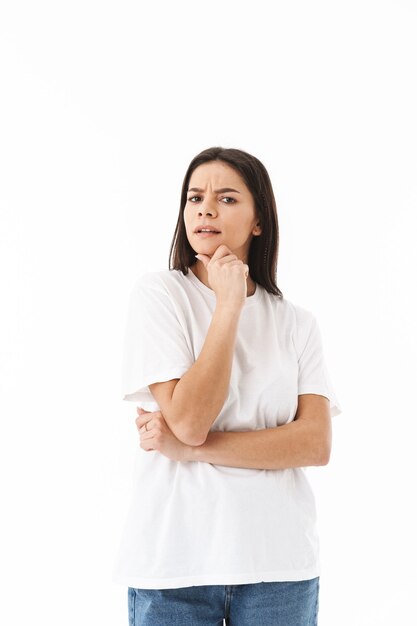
[195,244,249,307]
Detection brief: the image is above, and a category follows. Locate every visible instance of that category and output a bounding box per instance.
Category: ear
[253,222,262,236]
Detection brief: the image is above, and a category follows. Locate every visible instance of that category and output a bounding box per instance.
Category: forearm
[170,304,241,445]
[186,419,330,469]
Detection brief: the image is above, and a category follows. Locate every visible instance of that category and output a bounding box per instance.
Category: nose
[198,198,217,217]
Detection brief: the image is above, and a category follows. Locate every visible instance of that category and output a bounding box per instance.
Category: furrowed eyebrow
[187,187,241,194]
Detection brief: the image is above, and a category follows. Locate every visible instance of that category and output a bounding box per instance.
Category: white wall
[1,1,416,624]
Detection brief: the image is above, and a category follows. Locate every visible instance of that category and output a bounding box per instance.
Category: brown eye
[221,197,236,204]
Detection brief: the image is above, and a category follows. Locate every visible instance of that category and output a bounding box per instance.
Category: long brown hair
[168,146,283,298]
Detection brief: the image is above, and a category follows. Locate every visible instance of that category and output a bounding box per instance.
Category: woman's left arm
[189,394,332,470]
[137,394,331,470]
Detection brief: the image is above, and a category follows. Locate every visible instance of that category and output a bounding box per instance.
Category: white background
[1,1,416,624]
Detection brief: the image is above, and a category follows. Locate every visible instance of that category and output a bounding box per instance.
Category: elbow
[317,441,332,466]
[179,432,207,447]
[175,424,207,447]
[318,448,331,466]
[164,411,207,447]
[314,422,332,466]
[185,435,207,447]
[309,430,331,466]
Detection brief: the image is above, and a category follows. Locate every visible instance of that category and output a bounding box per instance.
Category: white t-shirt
[112,268,342,589]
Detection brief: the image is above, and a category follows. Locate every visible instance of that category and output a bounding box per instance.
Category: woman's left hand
[136,407,192,463]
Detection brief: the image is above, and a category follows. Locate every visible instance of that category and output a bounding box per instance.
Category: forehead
[189,161,247,190]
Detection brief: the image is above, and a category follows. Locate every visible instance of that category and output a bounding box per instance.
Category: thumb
[195,253,211,267]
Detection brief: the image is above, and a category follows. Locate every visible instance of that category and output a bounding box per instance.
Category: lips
[194,227,221,233]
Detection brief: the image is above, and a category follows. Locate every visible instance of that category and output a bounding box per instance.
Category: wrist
[183,442,202,462]
[215,301,244,316]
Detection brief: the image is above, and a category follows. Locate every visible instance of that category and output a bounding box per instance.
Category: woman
[112,146,342,625]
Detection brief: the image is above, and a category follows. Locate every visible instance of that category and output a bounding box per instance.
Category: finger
[136,416,149,428]
[227,260,249,276]
[209,244,234,263]
[195,253,210,267]
[140,431,154,440]
[217,254,238,265]
[140,439,155,451]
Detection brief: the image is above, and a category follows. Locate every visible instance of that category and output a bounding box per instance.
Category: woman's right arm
[150,301,241,446]
[149,245,247,447]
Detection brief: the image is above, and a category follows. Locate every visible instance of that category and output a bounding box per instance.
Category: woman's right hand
[195,244,249,309]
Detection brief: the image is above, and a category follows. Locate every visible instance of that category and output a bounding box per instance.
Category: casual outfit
[112,268,342,623]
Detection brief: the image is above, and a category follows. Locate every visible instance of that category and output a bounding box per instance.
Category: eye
[187,195,236,204]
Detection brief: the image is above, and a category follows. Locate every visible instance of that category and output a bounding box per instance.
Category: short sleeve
[295,309,342,418]
[121,273,195,408]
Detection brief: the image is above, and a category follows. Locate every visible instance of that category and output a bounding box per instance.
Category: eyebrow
[187,187,241,194]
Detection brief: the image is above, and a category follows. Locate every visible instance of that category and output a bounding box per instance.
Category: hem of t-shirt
[298,385,342,417]
[112,565,321,589]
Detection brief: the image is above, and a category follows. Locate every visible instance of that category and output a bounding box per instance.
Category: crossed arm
[138,392,332,470]
[141,303,332,470]
[188,393,332,469]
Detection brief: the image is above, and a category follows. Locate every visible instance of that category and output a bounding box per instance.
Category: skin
[183,160,262,297]
[136,407,192,461]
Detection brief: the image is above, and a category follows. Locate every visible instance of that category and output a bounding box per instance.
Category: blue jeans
[128,577,319,625]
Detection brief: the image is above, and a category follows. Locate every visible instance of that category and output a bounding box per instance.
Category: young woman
[112,146,342,625]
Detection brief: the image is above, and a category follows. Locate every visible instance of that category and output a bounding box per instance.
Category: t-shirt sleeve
[295,308,342,418]
[121,273,195,408]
